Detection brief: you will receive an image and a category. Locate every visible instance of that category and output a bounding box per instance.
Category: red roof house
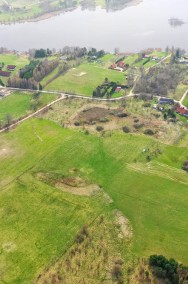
[117,61,125,68]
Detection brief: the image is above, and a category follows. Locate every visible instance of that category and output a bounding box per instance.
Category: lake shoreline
[0,0,142,26]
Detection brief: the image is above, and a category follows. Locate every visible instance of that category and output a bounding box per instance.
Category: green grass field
[1,117,188,283]
[0,91,58,125]
[0,54,29,85]
[45,63,125,96]
[183,91,188,107]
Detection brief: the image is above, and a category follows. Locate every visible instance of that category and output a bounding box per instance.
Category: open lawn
[183,91,188,107]
[0,91,58,125]
[45,63,125,96]
[0,53,29,84]
[1,117,188,282]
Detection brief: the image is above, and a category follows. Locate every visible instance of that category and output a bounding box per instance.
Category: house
[110,64,116,69]
[7,65,16,71]
[144,54,151,59]
[158,97,174,105]
[117,61,125,68]
[0,70,11,77]
[176,106,188,117]
[115,86,121,92]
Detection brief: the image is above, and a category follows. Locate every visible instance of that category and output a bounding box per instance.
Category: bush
[74,121,80,126]
[117,112,128,118]
[182,160,188,172]
[144,129,155,135]
[111,264,123,283]
[96,126,104,132]
[99,117,109,123]
[134,123,144,129]
[122,126,130,133]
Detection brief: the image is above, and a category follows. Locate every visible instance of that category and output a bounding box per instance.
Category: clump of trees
[134,64,187,96]
[88,48,105,60]
[33,59,59,82]
[7,58,58,90]
[34,48,52,58]
[149,255,188,284]
[149,255,179,283]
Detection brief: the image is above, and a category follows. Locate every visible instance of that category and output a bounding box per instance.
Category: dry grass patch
[34,213,133,284]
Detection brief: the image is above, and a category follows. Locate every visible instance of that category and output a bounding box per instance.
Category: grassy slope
[0,92,58,124]
[45,63,125,96]
[1,118,188,284]
[183,92,188,107]
[0,54,29,84]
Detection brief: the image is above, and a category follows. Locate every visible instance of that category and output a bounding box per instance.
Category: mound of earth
[36,172,101,196]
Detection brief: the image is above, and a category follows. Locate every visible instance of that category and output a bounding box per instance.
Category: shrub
[99,117,109,123]
[134,118,139,123]
[134,123,144,129]
[117,113,128,118]
[122,126,130,133]
[96,126,104,132]
[111,264,123,283]
[182,160,188,172]
[74,121,80,126]
[144,129,155,135]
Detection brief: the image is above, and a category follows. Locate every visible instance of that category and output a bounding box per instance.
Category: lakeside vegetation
[0,0,142,24]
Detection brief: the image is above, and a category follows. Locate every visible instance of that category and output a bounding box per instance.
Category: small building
[7,65,16,71]
[158,97,174,105]
[115,86,121,92]
[117,61,125,68]
[176,106,188,117]
[0,70,11,77]
[110,64,116,69]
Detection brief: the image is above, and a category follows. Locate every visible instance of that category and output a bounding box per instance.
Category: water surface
[0,0,188,52]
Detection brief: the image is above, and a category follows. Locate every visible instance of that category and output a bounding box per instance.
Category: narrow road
[179,89,188,105]
[0,95,66,134]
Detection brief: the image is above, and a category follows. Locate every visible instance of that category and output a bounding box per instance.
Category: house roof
[7,65,16,69]
[176,106,188,115]
[0,70,11,77]
[117,61,125,67]
[110,64,116,69]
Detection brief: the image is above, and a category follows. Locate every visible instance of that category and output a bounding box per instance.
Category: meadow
[45,63,125,96]
[1,116,188,283]
[0,91,58,125]
[0,53,29,85]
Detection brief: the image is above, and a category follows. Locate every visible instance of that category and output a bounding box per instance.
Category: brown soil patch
[63,176,87,187]
[76,106,124,123]
[37,172,101,196]
[56,181,101,196]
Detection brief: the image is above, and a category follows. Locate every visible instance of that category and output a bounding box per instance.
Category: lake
[0,0,188,52]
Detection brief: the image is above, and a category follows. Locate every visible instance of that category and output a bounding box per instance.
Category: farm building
[117,61,125,68]
[158,97,174,105]
[0,70,11,77]
[7,65,16,71]
[176,106,188,117]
